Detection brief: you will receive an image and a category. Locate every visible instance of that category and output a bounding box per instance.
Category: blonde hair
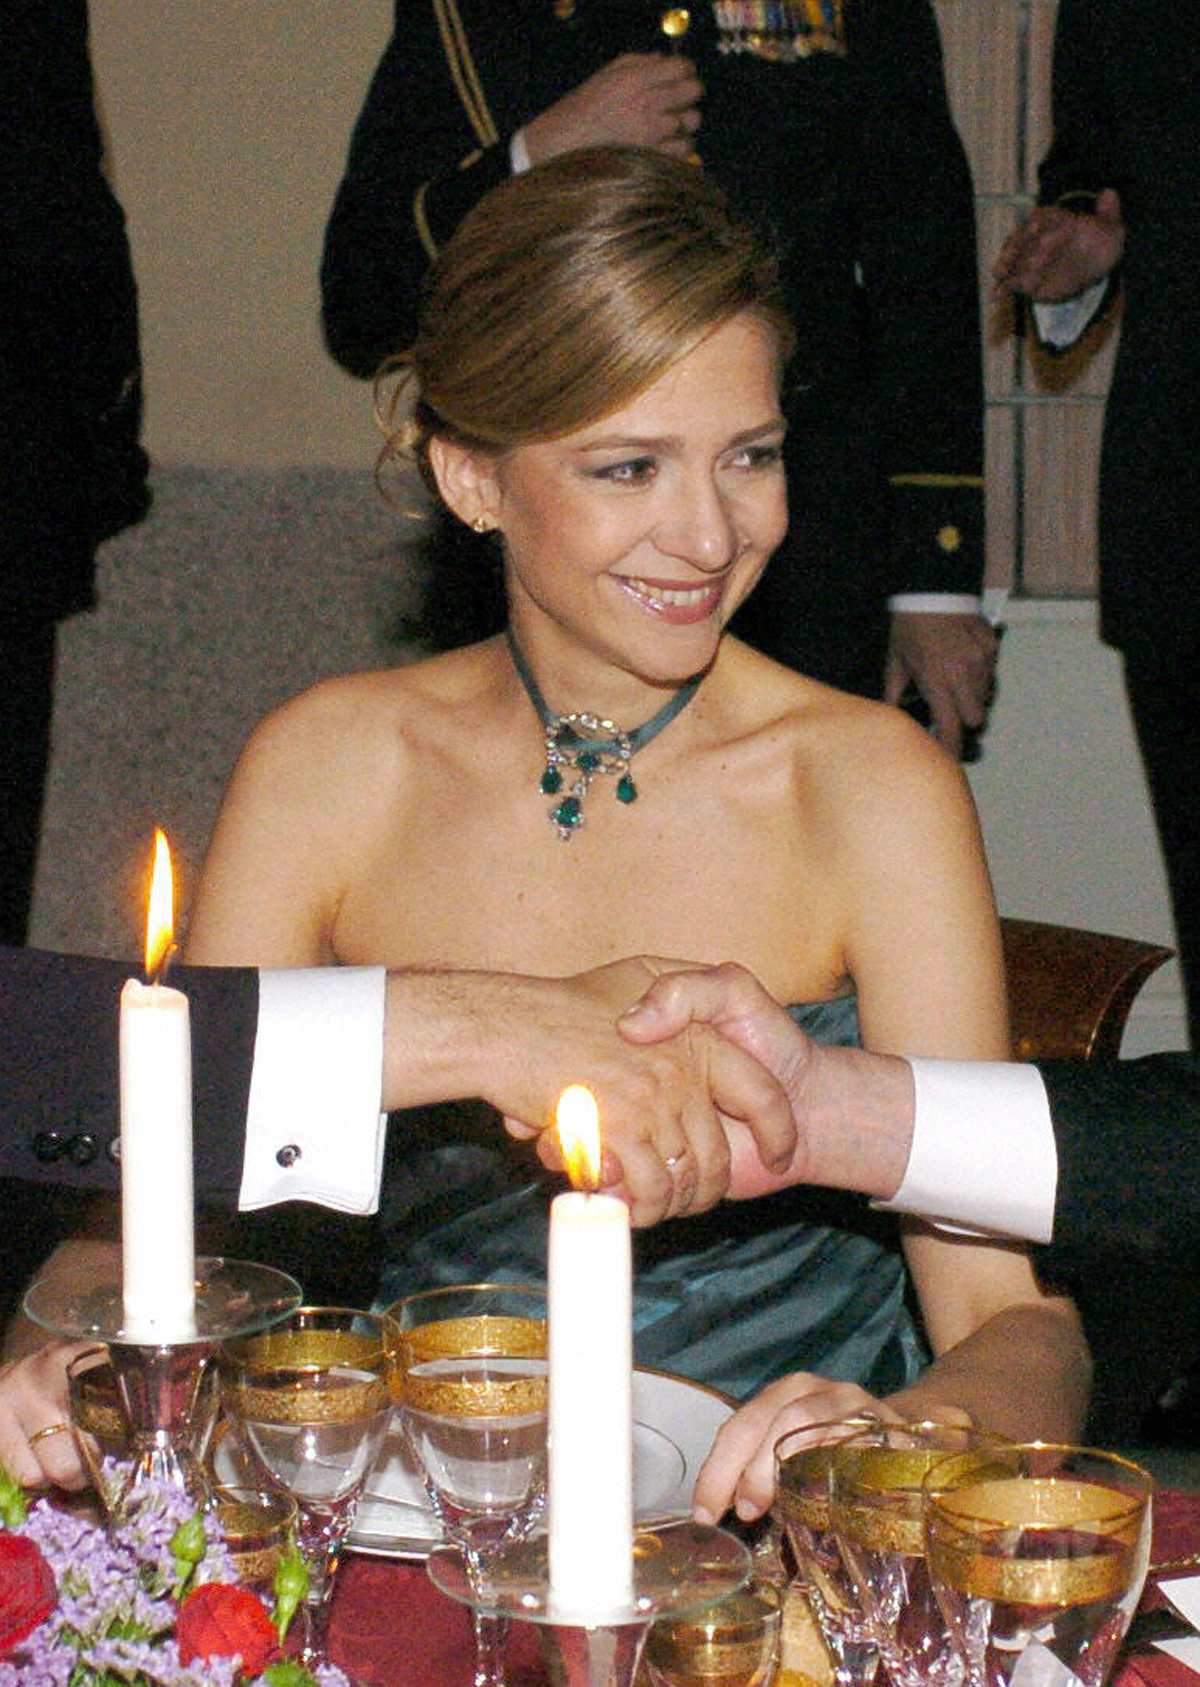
[377,146,793,495]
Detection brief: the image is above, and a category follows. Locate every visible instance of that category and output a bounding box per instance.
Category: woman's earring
[471,516,490,534]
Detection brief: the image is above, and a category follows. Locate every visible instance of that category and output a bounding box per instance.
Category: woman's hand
[0,1341,91,1491]
[497,957,796,1226]
[992,190,1124,302]
[691,1374,904,1524]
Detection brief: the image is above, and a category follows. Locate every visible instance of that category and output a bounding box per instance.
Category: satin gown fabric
[375,995,925,1401]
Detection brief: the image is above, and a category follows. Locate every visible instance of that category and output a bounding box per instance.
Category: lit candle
[119,829,196,1341]
[548,1084,633,1616]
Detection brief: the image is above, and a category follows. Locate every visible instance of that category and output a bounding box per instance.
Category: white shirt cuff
[510,129,531,173]
[888,594,982,615]
[239,967,387,1215]
[1032,279,1109,350]
[874,1058,1057,1243]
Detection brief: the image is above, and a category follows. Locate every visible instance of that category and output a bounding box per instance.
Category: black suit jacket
[0,945,257,1204]
[320,0,983,685]
[2,947,1193,1272]
[1037,0,1200,655]
[0,0,149,620]
[1037,1053,1200,1270]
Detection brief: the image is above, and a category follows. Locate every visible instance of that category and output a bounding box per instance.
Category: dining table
[324,1486,1200,1687]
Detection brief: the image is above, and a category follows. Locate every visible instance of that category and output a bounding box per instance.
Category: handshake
[494,958,915,1229]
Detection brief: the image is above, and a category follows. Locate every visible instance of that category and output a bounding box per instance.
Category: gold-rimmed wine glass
[923,1443,1152,1687]
[830,1421,1012,1687]
[208,1482,299,1594]
[773,1416,887,1687]
[644,1579,782,1686]
[391,1282,548,1687]
[67,1344,220,1520]
[66,1346,130,1515]
[218,1306,396,1672]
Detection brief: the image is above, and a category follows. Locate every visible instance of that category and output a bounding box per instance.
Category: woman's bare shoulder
[722,642,945,768]
[233,642,504,775]
[718,642,975,850]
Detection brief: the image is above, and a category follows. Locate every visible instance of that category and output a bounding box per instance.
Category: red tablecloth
[1122,1489,1200,1687]
[327,1489,1200,1687]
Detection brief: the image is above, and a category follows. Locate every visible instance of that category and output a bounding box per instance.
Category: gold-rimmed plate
[348,1367,732,1560]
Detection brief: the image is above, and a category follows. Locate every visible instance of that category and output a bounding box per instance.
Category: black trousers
[0,617,61,1331]
[1123,641,1200,1049]
[0,618,57,946]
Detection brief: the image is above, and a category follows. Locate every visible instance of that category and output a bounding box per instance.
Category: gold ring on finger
[29,1421,72,1447]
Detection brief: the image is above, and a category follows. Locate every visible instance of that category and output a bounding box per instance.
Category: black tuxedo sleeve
[851,0,984,598]
[1036,1052,1200,1271]
[1037,0,1126,208]
[1026,0,1124,347]
[0,945,258,1203]
[320,0,513,376]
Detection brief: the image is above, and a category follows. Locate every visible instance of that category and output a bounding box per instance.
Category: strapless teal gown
[373,997,927,1400]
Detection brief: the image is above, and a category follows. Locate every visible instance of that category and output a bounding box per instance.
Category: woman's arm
[695,712,1089,1519]
[843,722,1087,1438]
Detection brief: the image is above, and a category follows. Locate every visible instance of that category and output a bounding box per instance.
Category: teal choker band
[506,630,703,840]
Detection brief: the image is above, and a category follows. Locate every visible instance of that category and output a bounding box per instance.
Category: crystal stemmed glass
[773,1416,887,1687]
[218,1306,397,1671]
[643,1580,782,1687]
[392,1283,548,1687]
[830,1421,1013,1687]
[67,1343,221,1520]
[923,1443,1152,1687]
[208,1483,300,1594]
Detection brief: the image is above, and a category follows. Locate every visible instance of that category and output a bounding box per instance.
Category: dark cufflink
[275,1144,302,1168]
[31,1129,65,1163]
[67,1133,99,1166]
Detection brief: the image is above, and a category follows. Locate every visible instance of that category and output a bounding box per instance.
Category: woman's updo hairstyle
[379,145,793,494]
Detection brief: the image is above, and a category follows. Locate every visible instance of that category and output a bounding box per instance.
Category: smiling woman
[428,311,787,698]
[6,148,1088,1497]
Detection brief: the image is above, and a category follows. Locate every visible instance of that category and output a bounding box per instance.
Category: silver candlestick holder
[427,1519,751,1687]
[24,1256,301,1520]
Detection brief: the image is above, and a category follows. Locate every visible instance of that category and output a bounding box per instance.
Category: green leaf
[260,1661,321,1687]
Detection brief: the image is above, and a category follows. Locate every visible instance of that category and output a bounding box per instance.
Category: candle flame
[556,1085,602,1191]
[145,828,175,980]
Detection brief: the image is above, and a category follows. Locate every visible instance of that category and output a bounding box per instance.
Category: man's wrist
[381,968,510,1110]
[800,1043,915,1198]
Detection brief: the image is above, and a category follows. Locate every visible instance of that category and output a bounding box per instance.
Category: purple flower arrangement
[0,1464,350,1687]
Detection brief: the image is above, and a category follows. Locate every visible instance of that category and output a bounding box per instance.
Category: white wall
[967,599,1186,1054]
[90,1,391,468]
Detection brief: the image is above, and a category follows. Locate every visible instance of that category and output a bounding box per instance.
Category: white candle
[119,832,196,1341]
[548,1087,633,1616]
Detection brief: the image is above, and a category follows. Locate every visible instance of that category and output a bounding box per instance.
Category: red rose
[0,1534,56,1656]
[177,1582,280,1674]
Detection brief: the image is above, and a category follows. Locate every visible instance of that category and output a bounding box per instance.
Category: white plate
[349,1367,732,1560]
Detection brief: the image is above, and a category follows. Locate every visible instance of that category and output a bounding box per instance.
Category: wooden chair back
[1000,915,1173,1062]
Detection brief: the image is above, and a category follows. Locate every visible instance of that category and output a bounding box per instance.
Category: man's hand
[992,190,1125,303]
[522,55,703,163]
[618,963,817,1196]
[619,963,915,1202]
[495,959,796,1227]
[885,611,999,760]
